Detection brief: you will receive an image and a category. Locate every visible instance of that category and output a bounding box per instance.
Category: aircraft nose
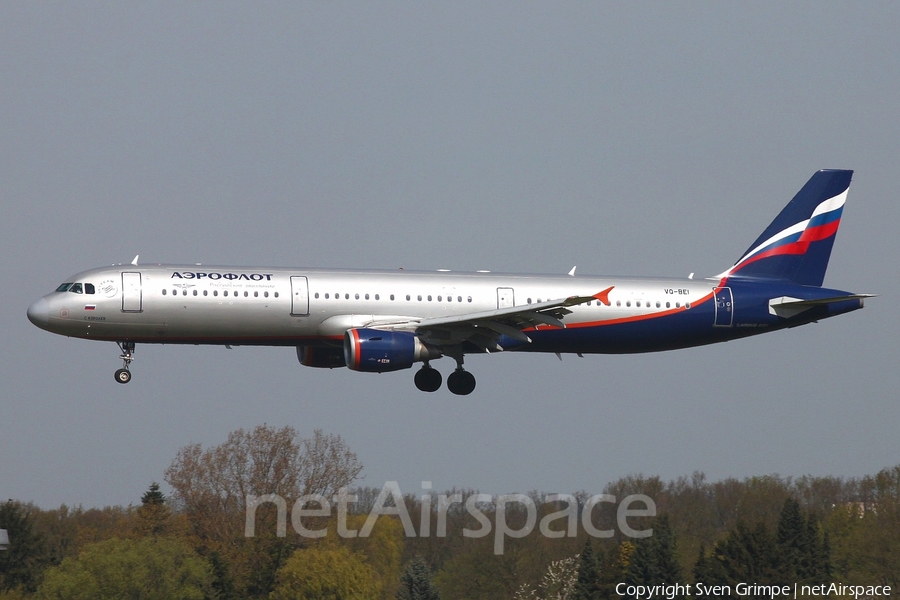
[27,297,50,328]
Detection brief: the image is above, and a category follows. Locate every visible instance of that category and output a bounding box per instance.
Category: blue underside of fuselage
[498,281,863,355]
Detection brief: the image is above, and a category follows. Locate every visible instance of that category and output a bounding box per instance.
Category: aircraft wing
[378,286,614,352]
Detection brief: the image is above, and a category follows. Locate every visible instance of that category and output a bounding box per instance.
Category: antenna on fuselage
[131,255,139,266]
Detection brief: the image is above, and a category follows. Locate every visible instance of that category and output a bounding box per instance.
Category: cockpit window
[55,283,88,293]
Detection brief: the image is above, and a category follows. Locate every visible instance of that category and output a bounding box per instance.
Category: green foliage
[135,482,172,537]
[34,536,214,600]
[141,482,166,506]
[0,501,46,593]
[692,498,833,597]
[572,540,601,600]
[397,556,441,600]
[269,543,381,600]
[624,515,683,591]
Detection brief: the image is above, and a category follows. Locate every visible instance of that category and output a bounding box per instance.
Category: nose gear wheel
[115,342,135,384]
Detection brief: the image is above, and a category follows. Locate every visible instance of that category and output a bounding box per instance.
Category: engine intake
[344,328,438,372]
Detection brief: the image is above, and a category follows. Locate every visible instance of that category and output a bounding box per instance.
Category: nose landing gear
[114,342,135,384]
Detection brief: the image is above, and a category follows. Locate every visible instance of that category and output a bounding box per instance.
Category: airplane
[27,170,871,395]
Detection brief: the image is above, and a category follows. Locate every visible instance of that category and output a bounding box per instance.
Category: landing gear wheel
[414,366,443,392]
[447,369,476,396]
[115,341,136,384]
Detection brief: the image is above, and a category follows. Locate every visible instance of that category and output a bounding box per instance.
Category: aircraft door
[291,276,309,316]
[497,287,515,309]
[714,287,733,327]
[122,272,142,312]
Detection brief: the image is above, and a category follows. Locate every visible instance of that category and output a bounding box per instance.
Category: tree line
[0,425,897,599]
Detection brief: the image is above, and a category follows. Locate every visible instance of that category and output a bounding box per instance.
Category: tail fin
[720,169,853,287]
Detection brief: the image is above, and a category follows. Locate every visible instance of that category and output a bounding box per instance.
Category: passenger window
[214,291,218,297]
[162,289,167,296]
[274,292,279,298]
[254,291,259,297]
[264,292,269,298]
[244,291,248,297]
[203,290,208,296]
[183,289,187,296]
[193,290,198,296]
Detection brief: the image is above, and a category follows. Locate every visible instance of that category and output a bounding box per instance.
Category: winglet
[131,255,140,266]
[568,266,577,276]
[593,286,615,306]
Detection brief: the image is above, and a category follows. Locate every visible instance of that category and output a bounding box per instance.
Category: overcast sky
[2,2,898,509]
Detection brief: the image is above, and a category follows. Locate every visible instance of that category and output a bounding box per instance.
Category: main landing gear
[447,368,476,396]
[414,363,442,392]
[114,342,135,384]
[414,357,476,395]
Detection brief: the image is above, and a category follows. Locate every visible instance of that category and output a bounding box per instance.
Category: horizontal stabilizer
[769,294,875,318]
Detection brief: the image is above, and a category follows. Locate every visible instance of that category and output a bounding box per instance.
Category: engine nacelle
[296,346,347,369]
[344,328,438,373]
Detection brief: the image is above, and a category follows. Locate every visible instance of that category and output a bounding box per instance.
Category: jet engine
[344,328,439,372]
[296,346,347,368]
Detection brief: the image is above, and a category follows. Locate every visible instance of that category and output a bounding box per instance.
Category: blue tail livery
[721,169,852,286]
[27,170,872,394]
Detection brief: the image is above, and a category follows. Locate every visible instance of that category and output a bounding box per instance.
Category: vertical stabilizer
[721,170,852,287]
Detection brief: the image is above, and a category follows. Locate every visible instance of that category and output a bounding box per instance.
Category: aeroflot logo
[171,271,275,281]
